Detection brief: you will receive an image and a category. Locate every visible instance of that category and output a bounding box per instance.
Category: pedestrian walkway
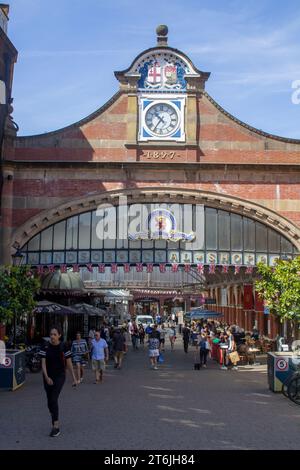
[0,340,299,450]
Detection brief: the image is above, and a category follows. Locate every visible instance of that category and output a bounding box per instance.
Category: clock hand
[153,114,165,130]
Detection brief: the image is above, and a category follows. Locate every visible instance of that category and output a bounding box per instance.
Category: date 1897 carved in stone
[142,151,181,160]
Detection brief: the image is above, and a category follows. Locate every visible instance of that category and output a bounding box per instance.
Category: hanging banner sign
[243,285,254,310]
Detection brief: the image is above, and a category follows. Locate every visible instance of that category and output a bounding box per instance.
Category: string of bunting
[35,263,255,276]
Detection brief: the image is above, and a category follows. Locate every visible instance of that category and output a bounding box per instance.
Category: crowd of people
[179,320,262,370]
[39,318,262,438]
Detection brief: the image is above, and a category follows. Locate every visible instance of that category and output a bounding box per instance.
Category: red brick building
[1,25,300,336]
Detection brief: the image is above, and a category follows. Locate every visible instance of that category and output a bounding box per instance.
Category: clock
[139,97,186,142]
[145,102,179,137]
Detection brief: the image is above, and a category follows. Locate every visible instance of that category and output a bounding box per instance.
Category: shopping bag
[229,351,240,363]
[158,353,164,363]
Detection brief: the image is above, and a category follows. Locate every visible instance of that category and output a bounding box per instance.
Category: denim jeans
[131,335,138,349]
[200,348,209,365]
[43,374,65,424]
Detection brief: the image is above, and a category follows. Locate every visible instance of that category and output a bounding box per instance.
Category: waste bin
[267,352,298,392]
[0,349,26,391]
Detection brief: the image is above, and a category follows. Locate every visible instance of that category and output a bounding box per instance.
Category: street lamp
[11,248,24,347]
[12,248,24,267]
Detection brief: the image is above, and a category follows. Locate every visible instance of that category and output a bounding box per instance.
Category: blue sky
[7,0,300,137]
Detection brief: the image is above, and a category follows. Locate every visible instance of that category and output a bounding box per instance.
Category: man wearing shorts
[112,328,127,369]
[158,323,167,352]
[91,330,109,383]
[148,329,160,370]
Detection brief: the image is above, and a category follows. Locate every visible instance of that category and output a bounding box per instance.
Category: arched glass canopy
[22,203,296,267]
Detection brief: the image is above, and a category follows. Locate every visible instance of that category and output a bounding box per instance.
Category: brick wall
[1,89,300,248]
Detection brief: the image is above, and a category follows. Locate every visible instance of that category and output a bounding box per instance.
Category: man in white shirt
[177,310,184,334]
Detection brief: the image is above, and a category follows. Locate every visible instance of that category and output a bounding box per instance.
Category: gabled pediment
[115,25,210,93]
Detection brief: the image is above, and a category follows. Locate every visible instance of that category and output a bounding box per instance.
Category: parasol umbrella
[33,301,78,315]
[71,303,106,317]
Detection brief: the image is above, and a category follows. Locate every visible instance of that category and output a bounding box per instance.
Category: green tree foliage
[0,266,40,324]
[255,257,300,324]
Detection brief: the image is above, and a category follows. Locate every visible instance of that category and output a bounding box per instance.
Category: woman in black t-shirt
[39,325,77,437]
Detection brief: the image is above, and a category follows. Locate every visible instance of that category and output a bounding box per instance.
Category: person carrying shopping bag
[227,329,240,370]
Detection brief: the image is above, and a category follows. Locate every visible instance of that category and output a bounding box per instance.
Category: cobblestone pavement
[0,340,299,450]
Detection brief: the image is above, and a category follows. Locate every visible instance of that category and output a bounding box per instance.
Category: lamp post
[11,248,24,347]
[12,248,24,267]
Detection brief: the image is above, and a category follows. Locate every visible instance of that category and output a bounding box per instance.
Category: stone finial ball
[156,25,168,36]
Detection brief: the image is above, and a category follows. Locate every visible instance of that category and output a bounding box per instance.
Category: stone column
[185,94,197,147]
[126,94,138,145]
[0,165,14,265]
[257,312,264,336]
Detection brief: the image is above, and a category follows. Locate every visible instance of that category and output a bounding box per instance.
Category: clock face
[145,103,179,136]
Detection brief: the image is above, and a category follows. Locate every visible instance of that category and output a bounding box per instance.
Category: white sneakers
[220,365,238,371]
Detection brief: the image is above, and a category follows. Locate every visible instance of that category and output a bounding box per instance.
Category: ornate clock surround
[114,26,210,152]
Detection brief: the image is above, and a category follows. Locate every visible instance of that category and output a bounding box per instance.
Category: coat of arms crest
[164,64,177,85]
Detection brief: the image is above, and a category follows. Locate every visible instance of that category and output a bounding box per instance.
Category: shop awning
[184,308,223,320]
[103,289,133,302]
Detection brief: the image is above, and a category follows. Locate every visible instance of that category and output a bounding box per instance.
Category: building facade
[1,25,300,335]
[0,3,17,257]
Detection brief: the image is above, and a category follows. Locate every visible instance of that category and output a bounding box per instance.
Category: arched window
[22,204,297,267]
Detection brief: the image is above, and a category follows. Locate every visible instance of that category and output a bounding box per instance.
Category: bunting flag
[209,264,216,274]
[98,263,105,273]
[171,263,179,272]
[159,263,166,273]
[136,263,143,272]
[34,262,258,276]
[234,265,240,275]
[184,264,191,273]
[124,263,131,273]
[111,263,118,273]
[86,263,93,273]
[146,263,154,273]
[197,263,204,274]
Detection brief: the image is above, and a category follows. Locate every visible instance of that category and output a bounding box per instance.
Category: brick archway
[12,187,300,254]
